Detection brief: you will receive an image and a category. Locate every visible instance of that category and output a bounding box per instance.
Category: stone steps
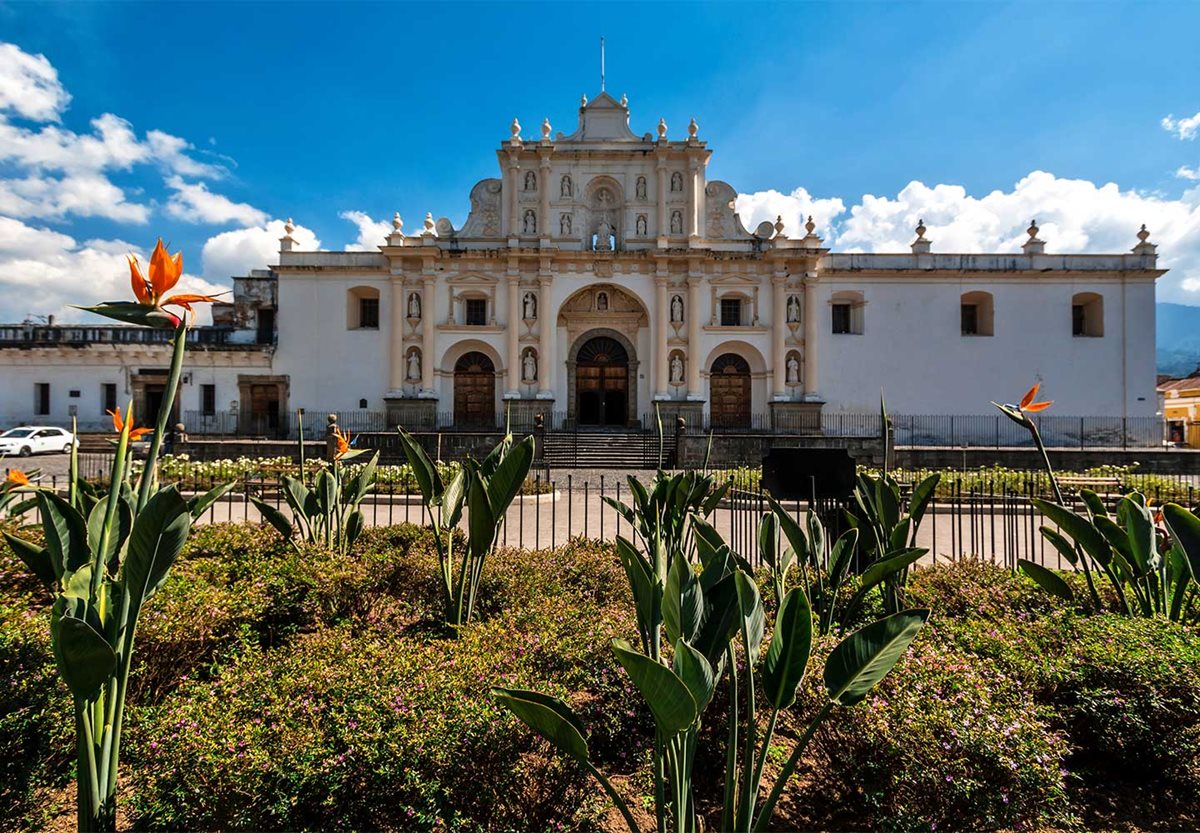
[541,430,676,469]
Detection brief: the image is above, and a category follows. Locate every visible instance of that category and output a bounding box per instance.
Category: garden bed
[2,523,1198,832]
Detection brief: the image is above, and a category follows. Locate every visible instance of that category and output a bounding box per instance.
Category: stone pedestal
[769,401,824,435]
[384,396,437,431]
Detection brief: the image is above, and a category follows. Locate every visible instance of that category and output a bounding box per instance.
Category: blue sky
[2,1,1200,322]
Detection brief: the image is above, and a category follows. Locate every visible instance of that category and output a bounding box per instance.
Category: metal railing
[0,325,251,348]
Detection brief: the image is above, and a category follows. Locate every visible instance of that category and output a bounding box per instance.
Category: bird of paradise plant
[2,239,219,833]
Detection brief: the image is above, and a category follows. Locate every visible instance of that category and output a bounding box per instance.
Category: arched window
[960,291,994,336]
[347,286,380,330]
[830,290,865,335]
[1072,292,1104,337]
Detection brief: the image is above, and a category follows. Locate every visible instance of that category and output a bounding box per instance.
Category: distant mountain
[1158,303,1200,377]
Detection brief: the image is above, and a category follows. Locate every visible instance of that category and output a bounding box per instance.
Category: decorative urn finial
[774,215,785,236]
[915,219,926,239]
[688,117,698,139]
[541,118,551,140]
[657,118,667,140]
[1028,219,1040,239]
[392,212,403,232]
[580,93,588,107]
[284,218,295,235]
[510,118,521,144]
[805,215,816,235]
[1138,223,1150,242]
[423,212,435,234]
[620,93,628,107]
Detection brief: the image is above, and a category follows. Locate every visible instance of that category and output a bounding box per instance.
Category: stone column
[687,158,699,239]
[506,161,520,237]
[421,275,436,394]
[654,276,669,398]
[656,161,668,240]
[686,275,703,399]
[539,159,551,240]
[537,276,554,398]
[771,274,788,399]
[803,274,819,398]
[505,274,521,397]
[389,277,406,392]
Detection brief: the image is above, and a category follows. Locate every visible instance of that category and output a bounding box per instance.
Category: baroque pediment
[555,92,646,144]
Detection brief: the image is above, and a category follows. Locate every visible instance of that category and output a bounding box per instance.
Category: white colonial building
[0,92,1164,436]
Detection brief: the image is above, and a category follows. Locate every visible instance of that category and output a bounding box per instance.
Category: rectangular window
[961,304,979,336]
[102,383,117,414]
[720,298,742,327]
[465,298,488,326]
[832,304,852,334]
[357,298,379,329]
[35,383,50,416]
[257,308,276,343]
[201,384,216,416]
[1072,304,1086,337]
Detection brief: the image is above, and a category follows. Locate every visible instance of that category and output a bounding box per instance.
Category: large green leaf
[38,490,90,576]
[1017,559,1075,602]
[346,452,379,506]
[1032,499,1112,567]
[673,639,716,712]
[396,429,442,505]
[1038,526,1079,567]
[250,496,294,540]
[612,639,698,735]
[3,532,56,587]
[51,614,116,700]
[827,529,859,594]
[766,493,809,569]
[466,468,496,560]
[907,474,941,532]
[763,587,814,709]
[86,494,132,574]
[1120,497,1155,576]
[187,481,236,519]
[824,609,929,706]
[734,571,765,662]
[439,467,466,529]
[663,552,703,643]
[694,571,742,665]
[491,687,590,762]
[1163,504,1200,580]
[73,301,179,329]
[485,435,535,518]
[843,548,926,620]
[123,487,190,613]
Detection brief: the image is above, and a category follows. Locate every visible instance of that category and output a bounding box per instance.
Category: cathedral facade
[0,92,1164,435]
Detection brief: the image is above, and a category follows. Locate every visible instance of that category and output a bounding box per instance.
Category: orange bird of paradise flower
[78,239,223,328]
[109,405,155,442]
[5,470,30,487]
[333,427,352,458]
[993,382,1053,428]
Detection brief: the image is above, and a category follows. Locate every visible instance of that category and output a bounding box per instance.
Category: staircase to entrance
[541,429,676,469]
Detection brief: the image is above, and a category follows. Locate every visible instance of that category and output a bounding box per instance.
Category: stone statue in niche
[407,349,422,382]
[595,222,613,252]
[524,171,537,191]
[560,213,572,235]
[408,292,421,319]
[787,295,800,324]
[560,175,572,198]
[523,292,537,320]
[786,354,800,385]
[670,210,683,235]
[596,291,609,311]
[670,353,684,385]
[523,209,537,234]
[635,176,647,200]
[670,171,683,192]
[636,214,647,235]
[523,350,537,382]
[670,294,683,323]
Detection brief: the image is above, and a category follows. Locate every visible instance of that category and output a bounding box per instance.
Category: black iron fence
[7,466,1195,571]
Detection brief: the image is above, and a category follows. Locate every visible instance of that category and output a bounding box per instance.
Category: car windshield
[2,429,35,438]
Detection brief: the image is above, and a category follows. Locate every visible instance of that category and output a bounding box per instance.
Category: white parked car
[0,426,79,457]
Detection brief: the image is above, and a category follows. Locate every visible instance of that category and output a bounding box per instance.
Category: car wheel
[63,443,74,454]
[19,446,32,457]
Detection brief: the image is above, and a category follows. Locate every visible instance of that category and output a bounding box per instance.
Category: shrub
[791,633,1072,833]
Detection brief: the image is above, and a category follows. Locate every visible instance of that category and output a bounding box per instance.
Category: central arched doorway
[710,353,751,429]
[575,336,629,427]
[454,351,496,428]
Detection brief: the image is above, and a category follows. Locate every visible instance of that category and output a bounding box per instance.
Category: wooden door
[710,354,751,429]
[454,352,496,428]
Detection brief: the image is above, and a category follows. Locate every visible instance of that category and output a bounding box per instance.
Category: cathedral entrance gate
[454,352,496,428]
[710,353,752,429]
[575,336,629,427]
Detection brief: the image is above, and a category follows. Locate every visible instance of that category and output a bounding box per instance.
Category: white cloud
[200,219,320,282]
[734,186,846,240]
[1162,112,1200,141]
[165,176,267,227]
[0,217,227,325]
[738,171,1200,303]
[1176,165,1200,182]
[0,42,70,122]
[339,210,390,251]
[0,172,149,223]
